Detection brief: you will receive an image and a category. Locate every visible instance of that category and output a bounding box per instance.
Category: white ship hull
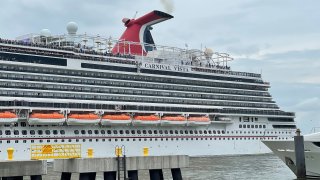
[0,117,295,160]
[263,132,320,177]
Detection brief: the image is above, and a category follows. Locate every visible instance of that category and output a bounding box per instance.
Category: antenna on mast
[133,11,138,19]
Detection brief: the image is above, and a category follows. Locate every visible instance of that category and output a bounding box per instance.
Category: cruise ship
[0,10,297,160]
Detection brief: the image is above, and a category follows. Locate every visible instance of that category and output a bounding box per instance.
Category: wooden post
[294,129,306,178]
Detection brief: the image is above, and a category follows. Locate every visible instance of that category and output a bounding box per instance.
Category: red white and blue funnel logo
[112,10,173,56]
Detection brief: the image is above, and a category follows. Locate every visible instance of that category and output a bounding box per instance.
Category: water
[39,154,296,180]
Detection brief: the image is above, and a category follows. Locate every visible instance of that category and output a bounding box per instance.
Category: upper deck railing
[0,34,262,79]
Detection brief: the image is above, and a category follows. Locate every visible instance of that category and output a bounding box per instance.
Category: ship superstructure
[0,10,296,160]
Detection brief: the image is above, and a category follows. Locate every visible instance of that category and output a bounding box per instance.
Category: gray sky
[1,0,319,133]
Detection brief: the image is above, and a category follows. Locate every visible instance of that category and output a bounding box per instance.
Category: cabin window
[5,130,11,135]
[37,130,43,135]
[14,130,19,135]
[60,130,65,135]
[74,130,79,135]
[81,130,86,135]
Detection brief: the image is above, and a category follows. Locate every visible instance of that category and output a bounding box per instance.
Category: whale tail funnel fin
[112,10,173,56]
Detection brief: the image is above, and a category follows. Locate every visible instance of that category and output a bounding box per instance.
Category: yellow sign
[31,144,81,160]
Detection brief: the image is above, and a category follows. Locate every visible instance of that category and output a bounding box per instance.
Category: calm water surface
[39,154,296,180]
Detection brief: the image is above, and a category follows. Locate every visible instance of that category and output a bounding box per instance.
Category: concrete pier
[54,155,189,180]
[0,160,47,179]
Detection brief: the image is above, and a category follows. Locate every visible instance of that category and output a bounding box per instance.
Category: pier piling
[294,129,306,178]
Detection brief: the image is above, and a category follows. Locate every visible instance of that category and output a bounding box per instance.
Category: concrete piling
[294,129,306,179]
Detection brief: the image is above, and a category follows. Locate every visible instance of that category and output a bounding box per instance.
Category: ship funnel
[112,10,173,56]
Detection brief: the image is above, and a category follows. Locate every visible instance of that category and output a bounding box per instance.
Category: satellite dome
[40,29,51,37]
[66,22,78,35]
[204,48,214,59]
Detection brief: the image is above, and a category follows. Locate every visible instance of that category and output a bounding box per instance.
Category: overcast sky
[1,0,319,133]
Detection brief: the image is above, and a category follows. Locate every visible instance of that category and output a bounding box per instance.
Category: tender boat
[67,113,100,125]
[28,112,65,125]
[101,114,132,126]
[0,111,18,124]
[133,114,160,125]
[161,115,186,126]
[187,116,211,126]
[263,132,320,177]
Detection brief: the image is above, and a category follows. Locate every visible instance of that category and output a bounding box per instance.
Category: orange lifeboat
[67,113,100,125]
[133,114,160,125]
[0,111,18,124]
[28,112,65,125]
[101,114,132,126]
[187,116,210,126]
[161,115,186,126]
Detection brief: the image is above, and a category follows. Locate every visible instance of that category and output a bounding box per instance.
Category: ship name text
[143,63,190,72]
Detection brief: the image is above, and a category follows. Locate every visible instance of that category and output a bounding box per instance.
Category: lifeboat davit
[0,111,18,124]
[133,114,160,125]
[187,116,211,126]
[161,115,186,126]
[28,112,65,125]
[101,114,132,126]
[67,113,100,125]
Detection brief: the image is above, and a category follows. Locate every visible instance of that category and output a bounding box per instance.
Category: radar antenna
[133,11,138,19]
